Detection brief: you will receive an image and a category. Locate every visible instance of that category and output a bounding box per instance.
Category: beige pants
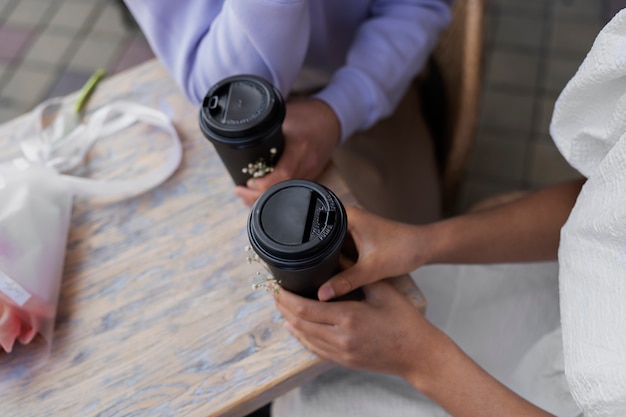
[332,84,441,225]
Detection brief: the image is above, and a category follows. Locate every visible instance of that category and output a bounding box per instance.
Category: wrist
[402,328,460,395]
[414,220,450,266]
[405,330,555,417]
[310,98,341,147]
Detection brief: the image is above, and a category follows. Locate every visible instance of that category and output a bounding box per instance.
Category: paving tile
[45,69,92,99]
[534,132,557,146]
[113,36,154,73]
[549,19,604,57]
[0,25,34,63]
[494,0,547,17]
[483,13,499,46]
[90,2,129,37]
[67,36,121,72]
[534,95,557,136]
[486,49,540,90]
[1,64,56,108]
[527,141,583,188]
[456,178,525,214]
[0,0,16,16]
[114,0,140,29]
[478,89,535,133]
[481,43,495,81]
[0,102,23,124]
[23,31,75,67]
[543,55,583,95]
[484,0,498,15]
[47,0,98,34]
[605,1,626,22]
[5,0,53,26]
[466,130,528,182]
[552,0,603,21]
[493,14,546,50]
[0,62,7,82]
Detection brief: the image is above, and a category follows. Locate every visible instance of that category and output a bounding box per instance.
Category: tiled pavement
[0,0,625,213]
[460,0,624,211]
[0,0,152,122]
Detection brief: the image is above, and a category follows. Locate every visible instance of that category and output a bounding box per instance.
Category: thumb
[247,163,291,192]
[318,262,378,301]
[235,185,262,206]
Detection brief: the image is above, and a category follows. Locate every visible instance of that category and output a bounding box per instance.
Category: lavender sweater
[123,0,451,141]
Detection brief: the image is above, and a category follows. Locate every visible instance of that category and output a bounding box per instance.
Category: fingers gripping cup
[199,74,285,186]
[247,179,347,299]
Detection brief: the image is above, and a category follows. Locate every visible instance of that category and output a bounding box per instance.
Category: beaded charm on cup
[245,245,281,294]
[241,147,278,179]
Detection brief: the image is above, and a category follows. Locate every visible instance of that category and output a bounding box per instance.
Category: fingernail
[247,178,256,189]
[318,285,334,301]
[284,322,293,333]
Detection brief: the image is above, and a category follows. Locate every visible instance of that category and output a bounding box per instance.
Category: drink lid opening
[200,75,284,138]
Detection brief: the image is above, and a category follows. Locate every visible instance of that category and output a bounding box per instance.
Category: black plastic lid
[200,74,285,139]
[248,179,347,266]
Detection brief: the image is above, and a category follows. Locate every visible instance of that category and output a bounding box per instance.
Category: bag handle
[19,99,183,198]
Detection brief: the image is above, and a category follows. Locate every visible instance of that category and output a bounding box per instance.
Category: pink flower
[0,302,21,353]
[0,301,40,353]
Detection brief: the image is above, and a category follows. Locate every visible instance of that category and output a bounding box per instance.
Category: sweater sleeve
[314,0,452,141]
[122,0,310,105]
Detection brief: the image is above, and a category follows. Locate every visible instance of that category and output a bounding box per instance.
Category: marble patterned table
[0,60,424,417]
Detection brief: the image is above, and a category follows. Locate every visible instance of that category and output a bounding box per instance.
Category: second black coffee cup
[247,179,347,299]
[199,74,285,186]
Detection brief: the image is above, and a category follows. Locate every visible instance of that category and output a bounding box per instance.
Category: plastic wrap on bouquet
[0,164,72,353]
[0,97,182,358]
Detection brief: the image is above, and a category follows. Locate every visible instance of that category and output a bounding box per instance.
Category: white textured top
[551,9,626,417]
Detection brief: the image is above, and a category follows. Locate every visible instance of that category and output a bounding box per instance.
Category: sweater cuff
[313,68,378,143]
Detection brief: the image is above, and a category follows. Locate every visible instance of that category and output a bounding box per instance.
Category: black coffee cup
[199,74,285,186]
[247,179,348,299]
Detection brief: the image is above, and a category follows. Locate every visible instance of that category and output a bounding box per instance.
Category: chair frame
[421,0,485,215]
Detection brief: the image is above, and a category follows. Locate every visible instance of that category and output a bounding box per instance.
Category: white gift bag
[0,98,182,354]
